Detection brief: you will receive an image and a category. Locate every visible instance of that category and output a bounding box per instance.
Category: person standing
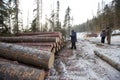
[100,30,106,43]
[106,27,112,44]
[70,30,77,49]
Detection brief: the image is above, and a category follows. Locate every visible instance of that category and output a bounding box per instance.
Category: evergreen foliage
[73,0,120,32]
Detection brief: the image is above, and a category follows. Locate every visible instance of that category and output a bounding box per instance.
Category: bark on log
[14,43,55,53]
[0,58,45,80]
[94,50,120,71]
[15,43,54,48]
[34,34,62,39]
[35,47,56,54]
[0,37,59,43]
[17,32,62,36]
[30,46,56,54]
[16,42,57,48]
[27,46,55,54]
[0,42,54,69]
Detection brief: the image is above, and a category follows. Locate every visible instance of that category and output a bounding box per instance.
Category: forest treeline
[73,0,120,33]
[0,0,120,36]
[0,0,71,36]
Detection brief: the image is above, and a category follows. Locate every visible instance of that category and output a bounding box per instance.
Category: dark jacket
[100,30,106,37]
[70,31,77,42]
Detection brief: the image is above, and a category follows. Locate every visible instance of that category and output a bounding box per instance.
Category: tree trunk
[33,46,56,54]
[0,58,45,80]
[15,42,54,48]
[15,42,57,48]
[17,32,62,36]
[34,33,62,39]
[94,50,120,71]
[0,37,59,43]
[26,46,55,54]
[15,43,57,54]
[0,42,54,69]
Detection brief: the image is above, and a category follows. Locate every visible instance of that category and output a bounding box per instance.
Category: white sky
[20,0,112,27]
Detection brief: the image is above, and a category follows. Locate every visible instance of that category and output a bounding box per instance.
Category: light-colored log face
[38,71,45,80]
[48,53,55,69]
[51,48,56,54]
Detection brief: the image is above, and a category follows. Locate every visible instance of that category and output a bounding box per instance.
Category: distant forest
[0,0,71,36]
[73,0,120,33]
[0,0,120,36]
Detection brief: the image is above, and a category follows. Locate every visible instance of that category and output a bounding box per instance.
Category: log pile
[0,58,45,80]
[17,32,62,38]
[0,37,60,43]
[0,32,66,80]
[0,32,65,53]
[0,42,54,69]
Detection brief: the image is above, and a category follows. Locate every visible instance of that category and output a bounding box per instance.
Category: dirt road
[45,39,120,80]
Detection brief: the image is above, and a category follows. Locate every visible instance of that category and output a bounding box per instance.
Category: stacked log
[28,46,56,54]
[0,32,65,54]
[0,58,45,80]
[0,32,66,79]
[17,32,62,38]
[0,42,54,69]
[17,32,64,47]
[15,43,54,47]
[14,42,56,54]
[0,37,60,43]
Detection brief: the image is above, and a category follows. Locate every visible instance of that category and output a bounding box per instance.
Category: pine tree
[114,0,120,29]
[0,0,9,34]
[63,6,71,35]
[54,0,61,31]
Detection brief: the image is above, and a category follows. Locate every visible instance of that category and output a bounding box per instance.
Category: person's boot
[71,47,73,49]
[74,46,76,49]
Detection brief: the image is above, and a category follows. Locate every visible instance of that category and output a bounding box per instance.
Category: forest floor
[45,35,120,80]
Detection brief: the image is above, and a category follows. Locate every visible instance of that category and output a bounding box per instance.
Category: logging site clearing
[0,31,120,80]
[45,32,120,80]
[0,0,120,79]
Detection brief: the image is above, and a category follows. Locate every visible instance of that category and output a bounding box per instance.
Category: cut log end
[38,70,45,80]
[51,48,56,54]
[48,53,54,69]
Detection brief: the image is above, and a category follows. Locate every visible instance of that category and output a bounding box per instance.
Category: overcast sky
[65,0,112,24]
[20,0,113,27]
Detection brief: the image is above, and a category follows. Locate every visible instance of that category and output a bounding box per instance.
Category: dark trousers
[71,41,76,49]
[101,37,105,43]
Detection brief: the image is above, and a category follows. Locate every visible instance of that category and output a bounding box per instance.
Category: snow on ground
[45,32,120,80]
[78,32,120,64]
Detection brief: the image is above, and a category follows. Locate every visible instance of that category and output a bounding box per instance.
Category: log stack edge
[0,32,66,80]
